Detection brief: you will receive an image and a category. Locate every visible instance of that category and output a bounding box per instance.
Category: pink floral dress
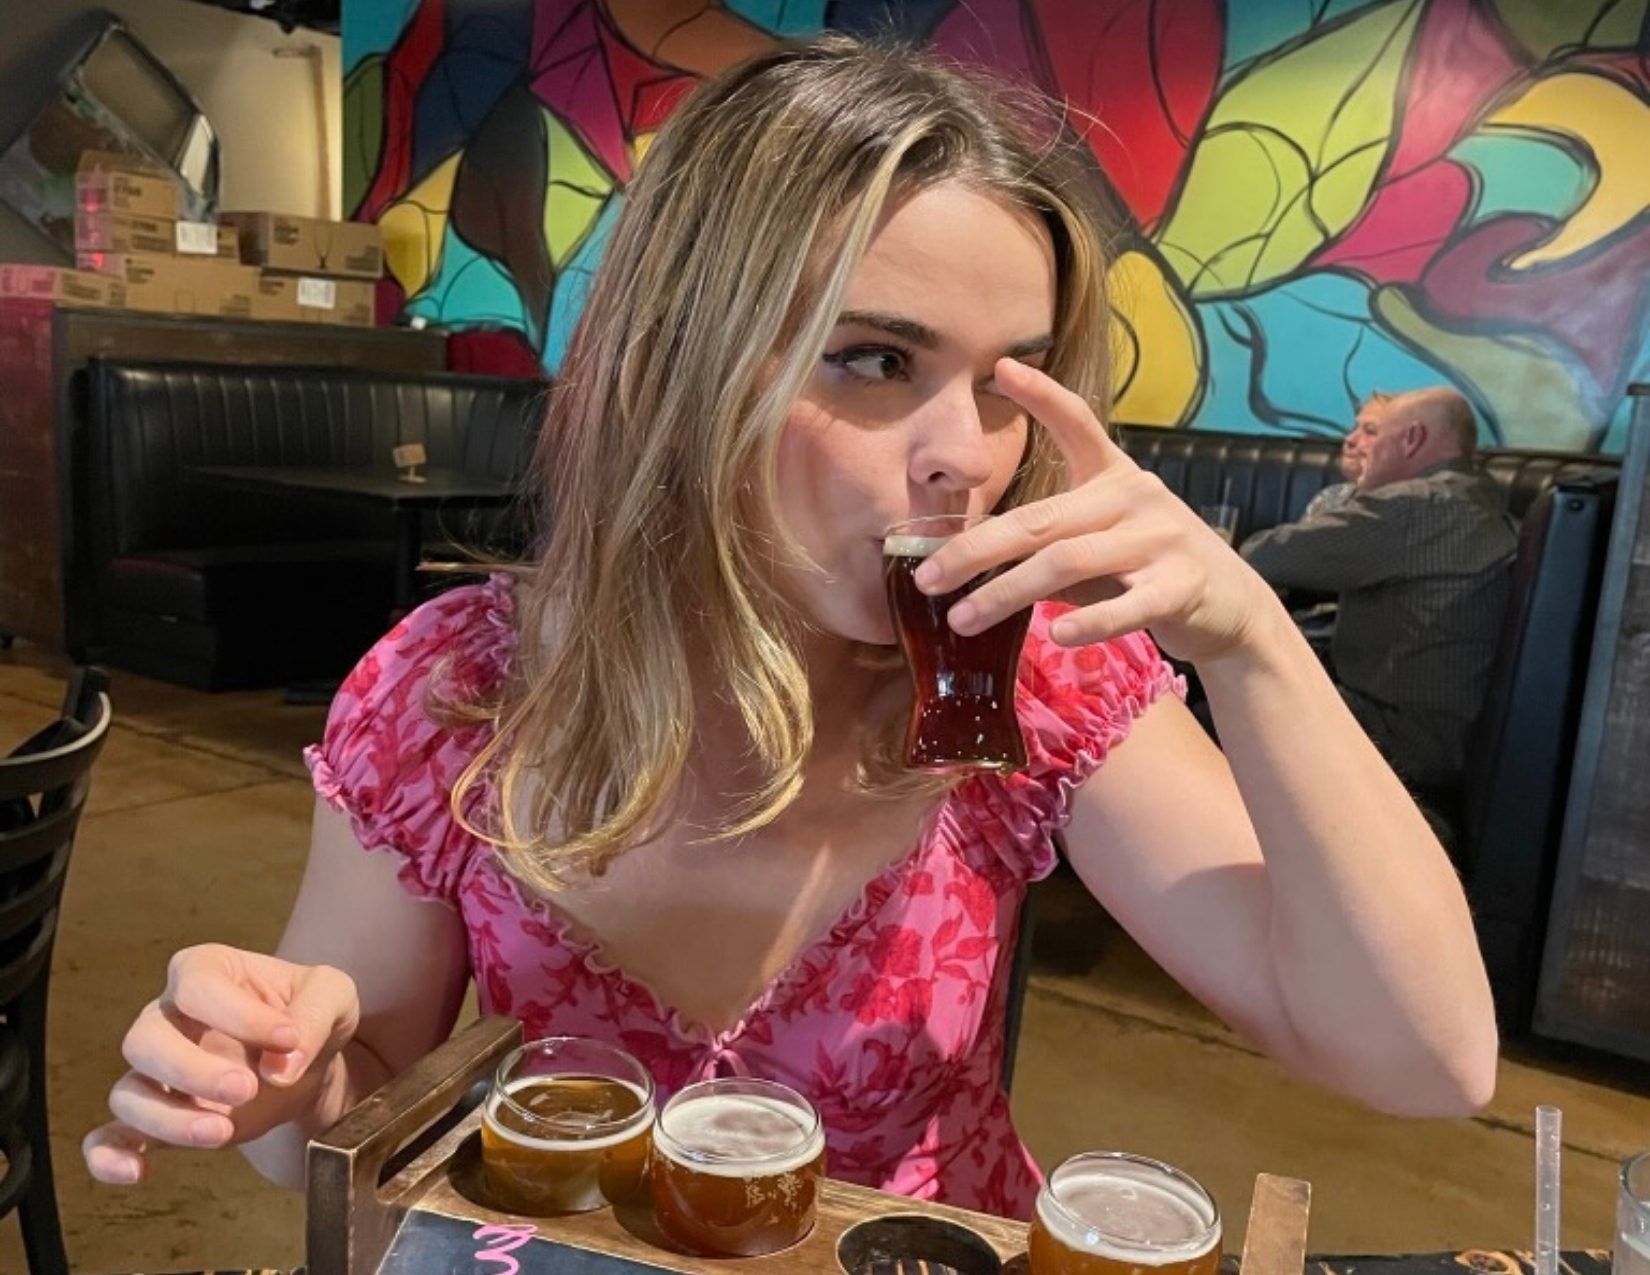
[305,576,1179,1219]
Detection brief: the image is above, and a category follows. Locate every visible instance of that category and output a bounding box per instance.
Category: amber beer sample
[650,1077,827,1257]
[480,1037,655,1215]
[884,514,1033,773]
[1029,1153,1222,1275]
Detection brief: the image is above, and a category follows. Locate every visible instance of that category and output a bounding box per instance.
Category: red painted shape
[1318,159,1473,284]
[1029,0,1222,229]
[359,0,449,221]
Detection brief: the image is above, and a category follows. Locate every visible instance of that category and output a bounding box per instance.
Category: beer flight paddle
[306,1017,1313,1275]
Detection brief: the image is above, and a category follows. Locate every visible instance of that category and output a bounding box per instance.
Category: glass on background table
[1620,1151,1650,1275]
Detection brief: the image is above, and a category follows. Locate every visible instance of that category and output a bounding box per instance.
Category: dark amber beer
[650,1078,826,1257]
[884,514,1033,773]
[480,1037,655,1216]
[1028,1153,1222,1275]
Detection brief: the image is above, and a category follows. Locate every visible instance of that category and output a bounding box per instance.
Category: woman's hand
[83,944,360,1185]
[915,358,1284,664]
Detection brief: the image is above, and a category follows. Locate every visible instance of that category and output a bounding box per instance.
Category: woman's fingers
[106,1072,236,1150]
[994,358,1129,483]
[83,1121,150,1185]
[948,529,1154,635]
[1047,581,1176,647]
[121,1001,259,1106]
[162,947,300,1055]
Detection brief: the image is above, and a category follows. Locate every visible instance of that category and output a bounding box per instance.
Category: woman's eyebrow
[835,310,1054,359]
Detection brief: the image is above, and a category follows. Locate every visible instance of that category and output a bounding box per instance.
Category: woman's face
[775,182,1058,645]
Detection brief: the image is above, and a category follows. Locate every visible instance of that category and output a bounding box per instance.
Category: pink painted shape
[1419,213,1650,389]
[530,0,632,184]
[1318,159,1473,285]
[1388,0,1527,180]
[930,0,1042,87]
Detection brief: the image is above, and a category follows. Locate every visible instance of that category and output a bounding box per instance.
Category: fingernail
[113,1160,141,1185]
[949,601,979,633]
[266,1051,307,1085]
[914,561,939,590]
[191,1115,228,1146]
[218,1072,256,1105]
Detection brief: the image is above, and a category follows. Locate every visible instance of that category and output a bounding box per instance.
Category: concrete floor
[0,643,1644,1273]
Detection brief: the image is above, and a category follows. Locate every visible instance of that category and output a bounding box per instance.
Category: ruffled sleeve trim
[303,574,517,904]
[959,603,1184,882]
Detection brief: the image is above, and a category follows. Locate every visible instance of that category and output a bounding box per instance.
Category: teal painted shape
[543,193,624,373]
[725,0,829,36]
[344,0,425,74]
[1223,0,1386,80]
[405,222,532,336]
[1192,270,1482,440]
[1449,133,1596,229]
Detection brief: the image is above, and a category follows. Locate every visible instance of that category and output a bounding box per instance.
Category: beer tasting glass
[480,1036,656,1216]
[1029,1152,1222,1275]
[650,1076,827,1257]
[883,513,1034,774]
[1619,1151,1650,1275]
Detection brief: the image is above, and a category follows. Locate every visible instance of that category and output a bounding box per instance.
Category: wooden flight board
[307,1018,1309,1275]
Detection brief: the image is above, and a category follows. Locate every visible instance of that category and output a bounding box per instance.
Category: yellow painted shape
[378,152,462,297]
[1109,250,1203,426]
[1485,73,1650,268]
[543,109,614,269]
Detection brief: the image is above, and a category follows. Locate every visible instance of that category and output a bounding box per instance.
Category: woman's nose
[907,388,995,495]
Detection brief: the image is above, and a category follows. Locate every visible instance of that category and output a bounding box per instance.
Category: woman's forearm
[1198,601,1498,1114]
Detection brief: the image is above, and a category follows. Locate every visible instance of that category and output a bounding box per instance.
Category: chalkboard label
[377,1211,681,1275]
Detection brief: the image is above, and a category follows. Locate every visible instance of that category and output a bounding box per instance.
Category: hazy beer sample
[650,1078,826,1257]
[480,1038,655,1215]
[1029,1152,1222,1275]
[884,514,1033,773]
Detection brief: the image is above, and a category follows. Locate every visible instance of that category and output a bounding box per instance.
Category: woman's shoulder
[303,575,518,902]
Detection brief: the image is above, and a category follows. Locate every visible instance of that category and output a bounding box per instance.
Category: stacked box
[74,152,181,221]
[76,252,259,320]
[250,274,376,327]
[224,211,384,280]
[0,265,128,309]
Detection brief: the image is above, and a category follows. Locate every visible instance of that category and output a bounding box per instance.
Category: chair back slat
[0,806,79,883]
[0,915,58,1009]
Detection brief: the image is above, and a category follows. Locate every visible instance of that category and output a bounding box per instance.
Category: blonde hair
[451,35,1120,890]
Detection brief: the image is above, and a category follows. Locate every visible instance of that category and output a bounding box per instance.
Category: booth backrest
[1115,426,1618,537]
[84,361,545,565]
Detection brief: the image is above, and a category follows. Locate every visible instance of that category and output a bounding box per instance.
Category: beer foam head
[658,1090,825,1177]
[485,1076,653,1151]
[1038,1156,1220,1264]
[883,534,950,559]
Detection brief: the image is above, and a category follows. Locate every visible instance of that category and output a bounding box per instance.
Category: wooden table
[190,465,516,612]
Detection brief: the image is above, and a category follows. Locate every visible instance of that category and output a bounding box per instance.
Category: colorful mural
[344,0,1650,453]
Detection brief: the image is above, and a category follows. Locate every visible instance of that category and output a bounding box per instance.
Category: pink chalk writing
[473,1222,537,1275]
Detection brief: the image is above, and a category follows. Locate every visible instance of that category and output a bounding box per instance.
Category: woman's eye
[823,345,910,383]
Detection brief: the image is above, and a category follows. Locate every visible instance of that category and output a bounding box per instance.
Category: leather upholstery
[1460,478,1615,1029]
[83,361,542,688]
[1117,426,1618,535]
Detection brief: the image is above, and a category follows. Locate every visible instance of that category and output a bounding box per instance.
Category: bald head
[1354,387,1478,491]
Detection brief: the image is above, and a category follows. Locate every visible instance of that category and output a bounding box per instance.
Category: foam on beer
[883,535,950,559]
[1037,1159,1219,1265]
[484,1077,653,1151]
[657,1091,825,1177]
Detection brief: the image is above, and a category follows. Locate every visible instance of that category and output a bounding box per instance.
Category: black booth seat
[82,361,543,690]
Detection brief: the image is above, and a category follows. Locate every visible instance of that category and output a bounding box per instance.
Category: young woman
[84,36,1496,1218]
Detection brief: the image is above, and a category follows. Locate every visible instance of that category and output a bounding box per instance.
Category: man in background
[1241,388,1516,794]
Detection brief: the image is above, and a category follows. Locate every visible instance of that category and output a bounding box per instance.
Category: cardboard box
[250,273,376,327]
[75,151,181,221]
[173,220,240,258]
[75,210,176,256]
[75,251,258,319]
[0,264,127,309]
[225,211,383,279]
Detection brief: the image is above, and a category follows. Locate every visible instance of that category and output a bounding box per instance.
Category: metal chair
[0,668,112,1274]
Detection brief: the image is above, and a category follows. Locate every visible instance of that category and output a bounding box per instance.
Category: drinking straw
[1535,1105,1562,1275]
